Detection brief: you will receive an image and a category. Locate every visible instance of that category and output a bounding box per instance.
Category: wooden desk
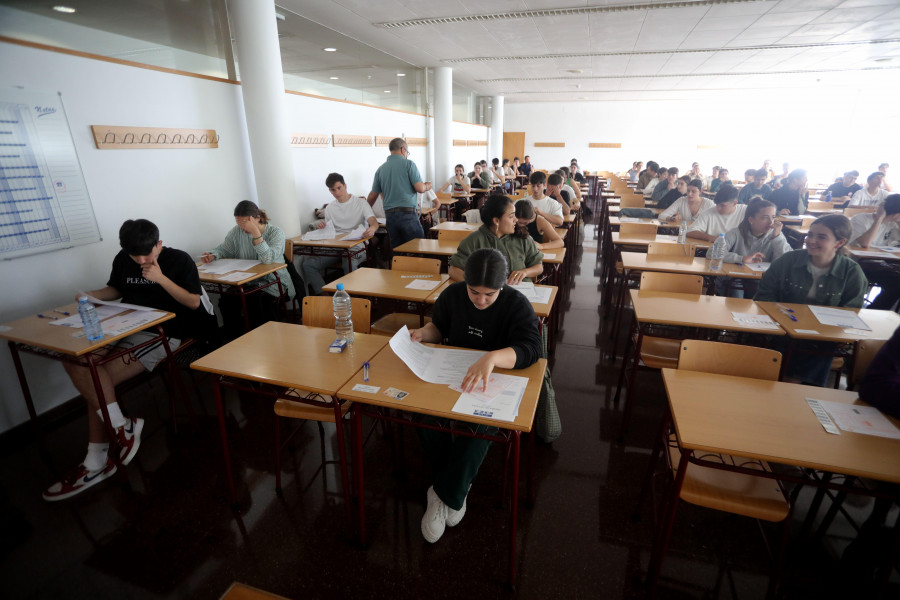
[394,238,566,278]
[290,234,372,273]
[322,267,449,302]
[631,290,785,335]
[612,232,712,250]
[848,245,900,261]
[756,302,900,343]
[198,262,287,332]
[190,323,388,512]
[338,344,547,584]
[429,221,478,239]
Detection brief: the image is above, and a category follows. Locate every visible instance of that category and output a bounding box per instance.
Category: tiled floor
[1,226,896,599]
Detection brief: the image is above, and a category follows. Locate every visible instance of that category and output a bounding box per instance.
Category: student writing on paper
[848,194,900,311]
[514,200,564,250]
[407,249,542,544]
[201,200,294,339]
[44,220,204,502]
[717,198,791,298]
[755,215,868,386]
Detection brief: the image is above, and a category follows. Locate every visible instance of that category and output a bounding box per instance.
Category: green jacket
[449,226,543,281]
[755,249,867,307]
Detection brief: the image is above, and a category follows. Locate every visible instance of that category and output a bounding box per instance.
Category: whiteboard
[0,87,101,260]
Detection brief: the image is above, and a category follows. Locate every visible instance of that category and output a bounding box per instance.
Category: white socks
[96,402,127,429]
[84,442,109,472]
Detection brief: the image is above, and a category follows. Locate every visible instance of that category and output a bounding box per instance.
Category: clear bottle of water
[709,233,727,271]
[332,283,354,343]
[677,219,687,244]
[77,295,104,341]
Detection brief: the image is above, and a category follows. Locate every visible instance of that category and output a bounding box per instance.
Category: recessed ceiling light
[875,57,892,63]
[53,5,76,13]
[330,76,339,80]
[323,47,337,52]
[384,90,391,93]
[397,73,406,77]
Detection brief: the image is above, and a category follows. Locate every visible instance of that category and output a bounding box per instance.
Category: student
[849,172,889,207]
[705,165,720,191]
[660,178,712,221]
[879,162,892,192]
[858,325,900,418]
[642,166,664,199]
[637,161,658,191]
[514,200,564,250]
[439,164,471,194]
[849,194,900,310]
[44,219,203,501]
[502,158,519,189]
[769,168,809,215]
[449,195,543,284]
[825,170,861,205]
[524,171,565,226]
[490,157,506,189]
[519,155,533,177]
[468,162,491,190]
[687,162,703,181]
[559,166,581,207]
[651,167,678,205]
[570,161,585,183]
[718,198,791,297]
[627,161,642,183]
[737,168,773,204]
[410,248,542,543]
[709,168,730,194]
[656,176,689,211]
[547,173,573,215]
[202,200,294,336]
[686,185,747,241]
[755,215,868,386]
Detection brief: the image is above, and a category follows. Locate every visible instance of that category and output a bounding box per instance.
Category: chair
[643,340,790,598]
[615,272,704,440]
[273,296,371,493]
[370,256,441,336]
[438,229,471,242]
[620,195,646,209]
[618,222,657,237]
[647,241,688,256]
[463,209,482,224]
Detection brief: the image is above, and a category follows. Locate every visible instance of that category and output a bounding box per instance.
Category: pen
[363,361,369,382]
[776,305,798,321]
[37,314,57,320]
[54,310,71,316]
[775,303,795,313]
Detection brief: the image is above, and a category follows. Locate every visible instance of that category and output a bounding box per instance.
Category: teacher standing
[367,137,432,248]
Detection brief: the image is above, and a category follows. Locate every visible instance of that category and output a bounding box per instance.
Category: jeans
[385,211,424,249]
[295,244,366,295]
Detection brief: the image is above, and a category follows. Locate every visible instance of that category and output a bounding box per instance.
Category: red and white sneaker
[42,458,117,502]
[117,417,144,466]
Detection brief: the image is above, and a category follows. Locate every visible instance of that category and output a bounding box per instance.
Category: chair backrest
[806,200,832,211]
[678,339,782,381]
[647,242,688,256]
[843,206,877,219]
[640,271,704,294]
[438,229,471,242]
[436,192,453,202]
[463,209,483,224]
[392,256,441,274]
[619,222,658,236]
[302,296,371,333]
[620,195,646,209]
[850,338,888,387]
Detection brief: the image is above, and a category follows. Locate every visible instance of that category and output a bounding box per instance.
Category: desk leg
[213,378,237,507]
[86,354,119,463]
[9,342,38,424]
[331,395,354,531]
[238,286,250,333]
[352,403,366,544]
[508,431,521,588]
[646,449,689,598]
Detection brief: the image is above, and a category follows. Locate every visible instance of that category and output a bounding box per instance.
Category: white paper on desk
[509,282,552,304]
[809,305,871,330]
[341,224,368,241]
[216,271,254,282]
[542,253,557,259]
[872,245,900,252]
[301,221,336,241]
[405,278,441,290]
[451,374,528,422]
[731,312,781,330]
[744,262,771,272]
[95,310,166,336]
[388,326,485,385]
[49,303,131,328]
[619,217,640,222]
[815,399,900,439]
[853,250,890,258]
[197,259,260,275]
[81,295,158,312]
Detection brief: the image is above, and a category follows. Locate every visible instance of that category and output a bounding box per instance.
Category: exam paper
[509,282,552,304]
[809,305,870,330]
[451,373,528,422]
[388,326,485,385]
[853,250,892,258]
[814,398,900,439]
[542,253,557,259]
[301,221,336,241]
[405,279,441,290]
[217,271,254,282]
[198,259,261,275]
[51,303,141,328]
[341,224,368,241]
[730,312,781,330]
[871,245,900,252]
[744,262,770,272]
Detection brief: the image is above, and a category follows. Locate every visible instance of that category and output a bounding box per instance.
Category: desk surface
[190,322,387,395]
[630,290,786,335]
[197,262,286,287]
[848,245,900,261]
[0,303,174,357]
[322,268,450,301]
[394,238,565,265]
[612,232,712,250]
[663,369,900,484]
[756,301,900,342]
[337,344,547,432]
[430,221,479,233]
[290,234,373,248]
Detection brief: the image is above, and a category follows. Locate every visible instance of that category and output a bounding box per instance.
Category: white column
[226,0,299,233]
[489,95,504,164]
[433,67,453,192]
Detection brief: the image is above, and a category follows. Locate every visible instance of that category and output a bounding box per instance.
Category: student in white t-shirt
[523,171,564,226]
[296,172,378,295]
[849,172,889,207]
[686,185,747,242]
[438,164,471,194]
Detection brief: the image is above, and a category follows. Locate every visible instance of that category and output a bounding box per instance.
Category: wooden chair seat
[639,336,682,369]
[371,313,432,336]
[275,394,350,422]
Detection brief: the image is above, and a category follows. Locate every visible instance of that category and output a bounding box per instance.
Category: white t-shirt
[445,175,470,193]
[324,196,375,235]
[849,187,889,207]
[659,197,715,222]
[687,204,748,237]
[643,178,660,198]
[850,213,900,247]
[418,189,439,211]
[562,184,577,202]
[525,195,564,219]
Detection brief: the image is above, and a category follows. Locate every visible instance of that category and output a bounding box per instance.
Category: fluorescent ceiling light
[323,47,337,52]
[53,5,76,13]
[383,90,391,93]
[397,73,406,77]
[330,76,339,80]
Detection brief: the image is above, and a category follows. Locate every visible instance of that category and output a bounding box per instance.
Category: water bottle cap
[336,283,345,291]
[718,233,725,237]
[78,295,89,302]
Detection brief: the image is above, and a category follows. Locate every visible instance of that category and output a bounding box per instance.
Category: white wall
[0,41,256,433]
[505,86,900,184]
[447,121,490,183]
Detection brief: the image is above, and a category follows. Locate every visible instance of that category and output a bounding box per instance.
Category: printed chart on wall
[1,87,100,260]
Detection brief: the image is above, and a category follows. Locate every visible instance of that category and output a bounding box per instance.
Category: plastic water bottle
[677,220,687,244]
[824,191,832,202]
[77,296,104,341]
[709,233,726,271]
[332,283,354,343]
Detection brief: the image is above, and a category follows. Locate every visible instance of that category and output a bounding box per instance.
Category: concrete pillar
[434,67,453,192]
[226,0,299,233]
[489,95,504,164]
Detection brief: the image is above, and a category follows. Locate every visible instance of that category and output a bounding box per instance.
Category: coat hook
[140,133,151,144]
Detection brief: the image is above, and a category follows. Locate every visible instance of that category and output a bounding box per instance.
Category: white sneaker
[446,484,470,527]
[421,486,448,543]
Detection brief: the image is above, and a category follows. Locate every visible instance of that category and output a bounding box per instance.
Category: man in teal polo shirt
[367,137,432,248]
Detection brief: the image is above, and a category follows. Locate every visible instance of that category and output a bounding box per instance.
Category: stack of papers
[341,224,368,241]
[809,398,900,439]
[301,221,336,241]
[198,259,260,275]
[731,312,781,330]
[809,305,870,330]
[744,262,770,272]
[509,282,553,304]
[404,278,441,290]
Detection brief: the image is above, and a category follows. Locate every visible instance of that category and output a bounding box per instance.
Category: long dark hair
[514,200,534,239]
[480,195,513,231]
[738,198,775,246]
[464,248,508,290]
[234,200,269,224]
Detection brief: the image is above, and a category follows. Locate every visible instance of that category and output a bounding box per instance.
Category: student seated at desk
[524,171,565,226]
[44,219,203,501]
[202,201,294,337]
[755,215,868,386]
[769,168,809,215]
[651,167,678,206]
[709,168,731,194]
[659,178,713,222]
[849,171,889,207]
[449,195,544,284]
[717,198,791,297]
[656,175,689,211]
[686,185,747,242]
[438,164,471,194]
[825,170,861,206]
[514,200,564,250]
[468,162,491,190]
[849,194,900,310]
[737,168,773,204]
[409,248,542,543]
